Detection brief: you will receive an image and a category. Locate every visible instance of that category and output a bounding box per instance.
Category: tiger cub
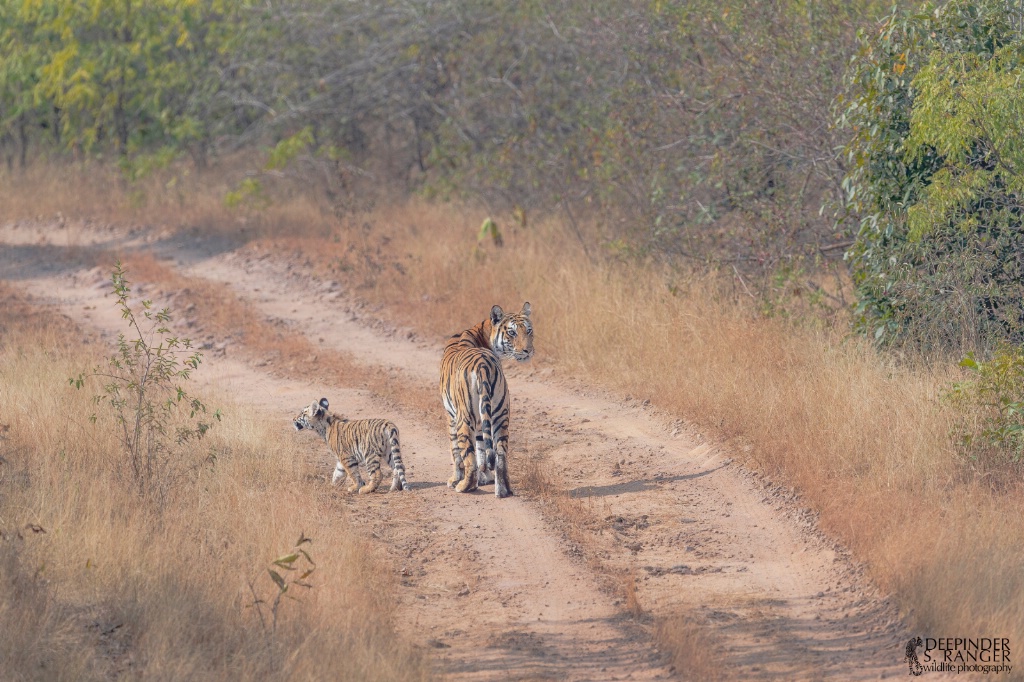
[293,398,409,494]
[440,302,534,497]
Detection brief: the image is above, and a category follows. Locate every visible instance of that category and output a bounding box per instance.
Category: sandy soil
[0,219,913,680]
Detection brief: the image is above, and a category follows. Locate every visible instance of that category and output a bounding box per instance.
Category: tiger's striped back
[439,303,533,498]
[441,337,510,495]
[293,398,409,494]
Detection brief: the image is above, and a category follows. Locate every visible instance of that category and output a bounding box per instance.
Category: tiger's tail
[478,387,497,472]
[386,424,409,491]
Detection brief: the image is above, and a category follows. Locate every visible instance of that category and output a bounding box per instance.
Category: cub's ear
[521,301,531,317]
[490,305,504,325]
[319,398,329,409]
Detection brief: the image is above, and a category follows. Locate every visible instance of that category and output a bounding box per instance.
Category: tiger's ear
[310,400,325,418]
[490,305,504,325]
[521,301,531,317]
[319,397,329,410]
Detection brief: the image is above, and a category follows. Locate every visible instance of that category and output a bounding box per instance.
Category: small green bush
[947,346,1024,472]
[71,261,220,498]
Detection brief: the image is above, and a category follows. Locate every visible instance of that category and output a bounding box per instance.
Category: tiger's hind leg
[493,421,512,499]
[447,417,464,489]
[453,420,478,493]
[447,418,478,491]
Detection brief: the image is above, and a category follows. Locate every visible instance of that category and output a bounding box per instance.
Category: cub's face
[490,302,534,363]
[294,398,330,431]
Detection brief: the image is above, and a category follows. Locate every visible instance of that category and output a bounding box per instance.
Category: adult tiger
[440,302,533,497]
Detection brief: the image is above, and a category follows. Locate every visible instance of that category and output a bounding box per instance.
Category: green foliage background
[838,0,1024,352]
[1,1,885,269]
[7,0,1024,355]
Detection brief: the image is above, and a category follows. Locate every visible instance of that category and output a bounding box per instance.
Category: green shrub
[947,346,1024,472]
[838,0,1024,352]
[3,1,891,287]
[71,262,220,498]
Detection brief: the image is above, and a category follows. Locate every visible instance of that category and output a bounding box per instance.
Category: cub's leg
[331,461,348,486]
[336,454,363,494]
[356,440,380,493]
[359,457,384,494]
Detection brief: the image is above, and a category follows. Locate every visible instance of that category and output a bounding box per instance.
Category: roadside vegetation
[0,283,431,680]
[4,0,1024,670]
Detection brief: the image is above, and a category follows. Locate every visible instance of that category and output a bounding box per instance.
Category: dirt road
[0,219,911,680]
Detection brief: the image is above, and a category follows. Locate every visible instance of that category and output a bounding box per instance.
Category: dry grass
[620,569,645,620]
[0,283,431,681]
[517,450,593,550]
[4,161,1023,659]
[0,159,337,241]
[656,615,728,682]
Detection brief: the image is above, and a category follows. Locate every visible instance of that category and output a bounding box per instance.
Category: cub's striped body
[440,303,534,497]
[293,398,409,494]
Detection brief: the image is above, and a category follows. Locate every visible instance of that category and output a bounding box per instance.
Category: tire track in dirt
[0,221,914,680]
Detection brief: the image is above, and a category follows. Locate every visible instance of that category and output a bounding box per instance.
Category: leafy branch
[70,261,220,496]
[247,533,315,636]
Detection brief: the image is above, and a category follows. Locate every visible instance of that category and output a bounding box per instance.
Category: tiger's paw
[455,476,478,493]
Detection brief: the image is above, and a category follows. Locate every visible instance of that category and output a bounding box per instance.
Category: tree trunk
[17,112,28,169]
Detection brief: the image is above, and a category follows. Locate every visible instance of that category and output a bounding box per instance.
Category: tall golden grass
[656,615,726,682]
[3,162,1023,655]
[0,159,336,240]
[0,284,431,681]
